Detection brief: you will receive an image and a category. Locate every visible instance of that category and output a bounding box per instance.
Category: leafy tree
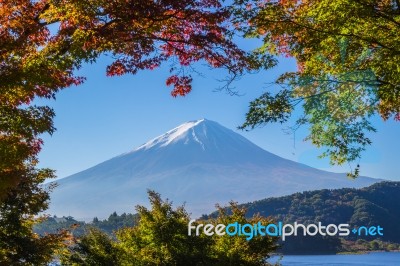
[210,202,279,265]
[116,191,214,265]
[234,0,400,176]
[0,0,274,197]
[34,212,139,238]
[0,164,65,265]
[1,1,272,262]
[369,240,381,250]
[62,191,278,265]
[61,227,122,266]
[0,0,76,197]
[34,216,87,238]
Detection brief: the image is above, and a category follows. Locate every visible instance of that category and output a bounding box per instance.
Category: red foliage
[0,0,260,188]
[166,75,193,97]
[1,0,259,103]
[107,61,127,76]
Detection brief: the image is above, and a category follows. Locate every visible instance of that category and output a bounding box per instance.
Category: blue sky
[36,42,400,181]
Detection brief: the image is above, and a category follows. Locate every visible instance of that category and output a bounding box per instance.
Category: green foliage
[92,212,139,235]
[61,228,122,266]
[34,212,138,238]
[34,216,87,237]
[61,190,278,266]
[116,191,214,265]
[238,90,294,127]
[0,164,65,265]
[210,203,278,265]
[234,0,400,175]
[41,182,400,256]
[205,181,400,254]
[342,238,400,253]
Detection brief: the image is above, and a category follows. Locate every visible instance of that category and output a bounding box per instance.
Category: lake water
[270,252,400,265]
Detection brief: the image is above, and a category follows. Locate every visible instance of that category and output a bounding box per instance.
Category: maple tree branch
[352,0,400,26]
[34,3,50,23]
[267,17,400,54]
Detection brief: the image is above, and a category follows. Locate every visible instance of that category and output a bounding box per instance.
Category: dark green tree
[115,191,214,265]
[61,228,122,266]
[0,164,65,265]
[62,191,279,266]
[210,202,279,265]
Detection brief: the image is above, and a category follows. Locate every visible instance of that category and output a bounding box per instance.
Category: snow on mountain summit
[135,119,206,151]
[49,119,379,220]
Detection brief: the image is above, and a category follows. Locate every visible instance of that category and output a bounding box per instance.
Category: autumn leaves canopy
[0,0,272,196]
[1,0,400,196]
[236,0,400,175]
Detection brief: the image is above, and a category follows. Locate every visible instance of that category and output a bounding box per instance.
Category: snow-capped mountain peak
[135,119,206,151]
[49,119,378,220]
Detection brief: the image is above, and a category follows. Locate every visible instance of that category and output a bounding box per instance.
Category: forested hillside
[206,181,400,254]
[36,182,400,254]
[241,182,400,242]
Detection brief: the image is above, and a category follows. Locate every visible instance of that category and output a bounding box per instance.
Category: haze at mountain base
[48,119,379,220]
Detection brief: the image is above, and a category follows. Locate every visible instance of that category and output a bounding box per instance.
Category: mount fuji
[48,119,379,219]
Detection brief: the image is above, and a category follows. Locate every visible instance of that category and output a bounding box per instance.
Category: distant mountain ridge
[40,182,400,254]
[214,181,400,242]
[48,119,379,219]
[224,181,400,254]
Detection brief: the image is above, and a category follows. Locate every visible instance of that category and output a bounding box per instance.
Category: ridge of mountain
[48,119,379,220]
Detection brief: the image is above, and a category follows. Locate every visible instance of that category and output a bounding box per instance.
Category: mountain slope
[239,181,400,241]
[48,119,379,219]
[204,181,400,254]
